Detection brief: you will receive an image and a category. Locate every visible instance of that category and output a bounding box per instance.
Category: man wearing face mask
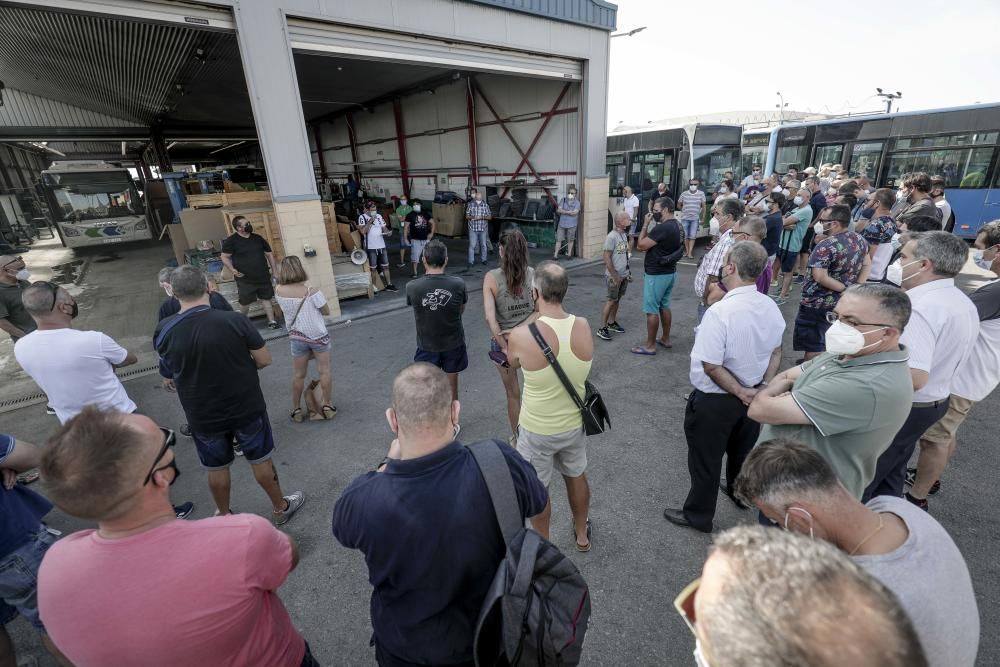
[358,201,398,291]
[930,176,954,232]
[906,222,1000,508]
[0,255,35,341]
[632,198,684,354]
[403,199,435,279]
[678,179,706,259]
[221,215,282,327]
[693,199,744,322]
[739,166,761,193]
[465,187,491,268]
[734,439,979,667]
[748,284,914,499]
[864,232,979,502]
[554,186,581,259]
[895,173,942,227]
[394,195,413,268]
[37,407,318,667]
[794,205,871,362]
[773,188,813,305]
[858,189,898,282]
[761,191,785,275]
[664,241,784,533]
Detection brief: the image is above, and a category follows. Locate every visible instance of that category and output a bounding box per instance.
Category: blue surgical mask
[860,207,876,219]
[973,248,995,272]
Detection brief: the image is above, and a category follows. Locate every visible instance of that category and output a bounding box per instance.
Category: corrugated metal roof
[461,0,617,31]
[0,88,141,128]
[0,4,252,128]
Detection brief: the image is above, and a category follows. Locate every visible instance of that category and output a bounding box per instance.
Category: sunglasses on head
[2,256,23,269]
[674,577,701,635]
[31,280,61,311]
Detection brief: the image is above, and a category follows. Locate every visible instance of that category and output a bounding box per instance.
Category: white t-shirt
[951,280,1000,402]
[936,199,952,226]
[14,328,135,423]
[274,289,329,340]
[359,213,388,250]
[622,195,640,220]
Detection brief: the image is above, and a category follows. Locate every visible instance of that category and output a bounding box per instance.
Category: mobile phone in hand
[488,349,510,368]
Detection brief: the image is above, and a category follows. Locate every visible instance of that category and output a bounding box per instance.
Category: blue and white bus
[753,103,1000,239]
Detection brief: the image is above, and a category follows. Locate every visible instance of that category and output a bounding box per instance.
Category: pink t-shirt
[38,514,305,667]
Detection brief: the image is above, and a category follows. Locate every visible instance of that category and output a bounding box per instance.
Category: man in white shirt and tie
[664,241,785,532]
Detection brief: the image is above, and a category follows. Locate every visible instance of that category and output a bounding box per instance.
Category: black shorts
[414,344,469,374]
[792,306,833,353]
[237,279,274,306]
[799,228,816,254]
[779,250,798,273]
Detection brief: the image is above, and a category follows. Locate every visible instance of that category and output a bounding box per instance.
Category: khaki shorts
[516,426,587,487]
[920,395,975,447]
[606,275,629,302]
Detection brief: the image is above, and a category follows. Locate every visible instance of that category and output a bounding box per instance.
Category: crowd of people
[0,158,996,666]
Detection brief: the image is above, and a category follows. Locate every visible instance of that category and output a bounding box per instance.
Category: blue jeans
[0,525,57,631]
[468,228,489,264]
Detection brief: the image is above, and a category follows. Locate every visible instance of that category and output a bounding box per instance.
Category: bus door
[976,154,1000,239]
[845,141,885,181]
[812,143,844,170]
[628,151,673,212]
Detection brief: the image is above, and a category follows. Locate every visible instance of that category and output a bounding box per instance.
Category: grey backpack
[469,441,591,667]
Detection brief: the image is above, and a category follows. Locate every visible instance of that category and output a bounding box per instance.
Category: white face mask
[694,639,711,667]
[689,185,698,192]
[813,222,826,236]
[400,199,408,206]
[568,193,576,200]
[885,258,922,287]
[793,196,804,206]
[825,320,887,356]
[15,268,30,281]
[973,248,995,272]
[782,189,791,197]
[709,216,720,235]
[718,187,728,194]
[474,194,482,200]
[413,204,421,212]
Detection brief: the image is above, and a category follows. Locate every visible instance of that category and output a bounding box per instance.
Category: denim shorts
[191,412,275,470]
[0,525,57,631]
[414,344,468,374]
[290,336,331,358]
[681,219,700,239]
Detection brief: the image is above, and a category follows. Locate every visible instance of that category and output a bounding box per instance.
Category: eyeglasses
[1,256,23,269]
[674,577,701,635]
[31,280,60,311]
[143,427,176,485]
[825,311,893,328]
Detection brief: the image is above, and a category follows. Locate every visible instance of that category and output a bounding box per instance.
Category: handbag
[528,322,610,436]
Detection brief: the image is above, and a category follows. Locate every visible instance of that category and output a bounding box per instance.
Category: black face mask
[652,211,663,222]
[69,302,79,319]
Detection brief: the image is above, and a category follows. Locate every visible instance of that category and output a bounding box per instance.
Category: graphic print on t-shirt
[422,288,453,311]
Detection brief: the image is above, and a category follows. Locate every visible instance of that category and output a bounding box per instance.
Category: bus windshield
[693,145,740,188]
[44,171,142,223]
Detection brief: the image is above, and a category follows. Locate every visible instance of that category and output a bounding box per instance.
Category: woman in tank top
[483,229,536,435]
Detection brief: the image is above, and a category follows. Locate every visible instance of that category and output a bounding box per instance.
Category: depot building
[0,0,617,319]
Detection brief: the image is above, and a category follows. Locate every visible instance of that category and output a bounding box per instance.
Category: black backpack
[469,441,591,667]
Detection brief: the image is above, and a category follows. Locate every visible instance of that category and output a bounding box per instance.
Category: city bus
[606,123,742,236]
[40,160,151,248]
[759,103,1000,238]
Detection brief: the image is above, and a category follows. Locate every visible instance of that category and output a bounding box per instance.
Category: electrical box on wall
[436,173,449,189]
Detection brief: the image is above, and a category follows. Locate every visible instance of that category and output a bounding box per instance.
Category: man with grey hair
[734,439,979,667]
[0,254,35,341]
[508,261,594,548]
[867,231,979,503]
[664,241,784,532]
[693,198,744,321]
[684,524,928,667]
[156,265,305,524]
[333,363,547,665]
[597,211,632,340]
[749,283,914,498]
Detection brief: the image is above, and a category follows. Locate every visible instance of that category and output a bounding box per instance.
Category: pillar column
[579,43,610,259]
[232,3,339,314]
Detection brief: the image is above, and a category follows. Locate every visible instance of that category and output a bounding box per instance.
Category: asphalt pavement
[6,254,999,666]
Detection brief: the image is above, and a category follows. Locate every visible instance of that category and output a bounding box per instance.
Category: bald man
[597,212,632,340]
[0,255,35,341]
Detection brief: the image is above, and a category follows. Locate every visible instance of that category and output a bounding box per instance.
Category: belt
[912,399,948,409]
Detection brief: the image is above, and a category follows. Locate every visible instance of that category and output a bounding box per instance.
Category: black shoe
[719,482,749,510]
[233,443,244,457]
[174,502,195,519]
[267,320,281,330]
[904,467,941,495]
[45,404,56,416]
[385,284,399,292]
[596,327,612,341]
[180,424,192,438]
[904,492,929,512]
[607,322,625,334]
[663,508,712,533]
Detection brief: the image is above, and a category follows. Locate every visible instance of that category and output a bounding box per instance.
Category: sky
[606,0,1000,130]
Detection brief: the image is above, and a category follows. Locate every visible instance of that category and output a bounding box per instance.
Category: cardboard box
[167,224,189,266]
[433,202,466,237]
[180,208,227,247]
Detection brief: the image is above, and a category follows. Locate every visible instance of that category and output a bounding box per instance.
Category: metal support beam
[473,79,560,206]
[497,81,570,201]
[312,125,327,180]
[345,112,362,185]
[392,98,411,200]
[466,78,479,187]
[149,130,173,173]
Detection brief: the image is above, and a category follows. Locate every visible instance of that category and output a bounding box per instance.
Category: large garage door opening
[290,22,582,261]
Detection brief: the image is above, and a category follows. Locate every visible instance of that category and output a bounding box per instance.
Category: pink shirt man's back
[38,514,305,667]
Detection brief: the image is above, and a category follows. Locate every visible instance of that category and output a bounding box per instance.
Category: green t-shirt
[757,348,913,498]
[0,280,35,339]
[782,205,813,254]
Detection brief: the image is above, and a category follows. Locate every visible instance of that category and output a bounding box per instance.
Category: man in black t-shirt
[633,197,684,355]
[155,266,305,525]
[221,216,280,329]
[406,240,467,400]
[403,199,436,279]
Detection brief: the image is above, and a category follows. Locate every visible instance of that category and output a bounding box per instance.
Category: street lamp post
[775,92,788,125]
[610,26,647,38]
[876,88,903,114]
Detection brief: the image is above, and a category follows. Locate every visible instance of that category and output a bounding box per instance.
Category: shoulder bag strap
[468,440,523,548]
[528,322,585,410]
[155,305,210,350]
[286,287,311,331]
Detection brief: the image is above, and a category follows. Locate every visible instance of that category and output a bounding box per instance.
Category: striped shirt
[678,190,706,221]
[466,200,491,232]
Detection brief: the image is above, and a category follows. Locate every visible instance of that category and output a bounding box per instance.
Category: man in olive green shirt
[748,284,913,498]
[0,255,35,341]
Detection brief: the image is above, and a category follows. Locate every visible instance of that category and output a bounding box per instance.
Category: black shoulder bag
[528,322,610,436]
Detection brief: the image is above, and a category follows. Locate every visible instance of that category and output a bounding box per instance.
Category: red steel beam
[503,82,571,194]
[312,124,327,180]
[345,112,362,184]
[392,98,411,200]
[474,80,553,203]
[466,78,479,186]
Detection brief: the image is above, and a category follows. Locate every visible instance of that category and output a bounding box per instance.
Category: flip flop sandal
[630,346,656,356]
[16,469,40,484]
[290,408,305,423]
[573,518,593,552]
[321,405,338,420]
[656,339,673,349]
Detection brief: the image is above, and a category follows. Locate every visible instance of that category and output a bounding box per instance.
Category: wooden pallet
[186,191,272,208]
[222,206,284,259]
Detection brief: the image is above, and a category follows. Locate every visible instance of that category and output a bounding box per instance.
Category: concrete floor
[5,248,998,667]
